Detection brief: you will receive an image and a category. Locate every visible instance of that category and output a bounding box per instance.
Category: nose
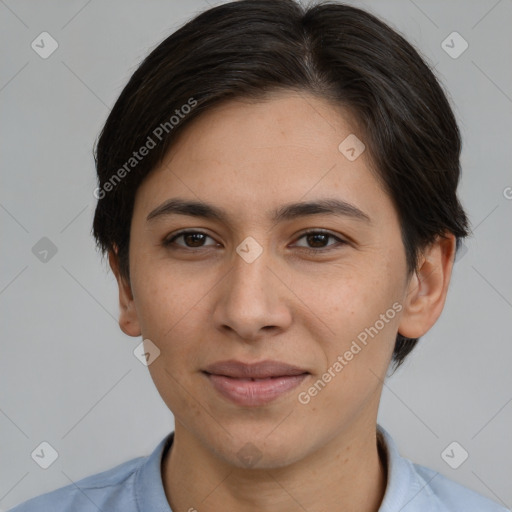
[212,247,293,342]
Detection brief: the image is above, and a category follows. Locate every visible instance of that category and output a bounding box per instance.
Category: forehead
[170,90,360,164]
[134,91,395,227]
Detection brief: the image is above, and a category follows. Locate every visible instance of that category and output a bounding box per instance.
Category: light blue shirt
[9,424,509,511]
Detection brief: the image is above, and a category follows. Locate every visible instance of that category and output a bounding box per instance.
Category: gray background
[1,0,511,510]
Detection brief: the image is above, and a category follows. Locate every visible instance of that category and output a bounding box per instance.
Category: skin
[109,90,456,512]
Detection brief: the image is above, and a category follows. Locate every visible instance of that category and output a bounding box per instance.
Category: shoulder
[377,425,509,512]
[8,456,145,512]
[411,462,510,512]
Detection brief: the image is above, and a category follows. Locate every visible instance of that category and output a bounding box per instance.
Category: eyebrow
[146,198,371,224]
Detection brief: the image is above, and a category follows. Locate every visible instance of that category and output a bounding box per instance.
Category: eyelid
[163,229,218,247]
[294,228,344,240]
[291,229,348,250]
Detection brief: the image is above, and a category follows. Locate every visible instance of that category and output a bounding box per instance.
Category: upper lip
[203,360,309,379]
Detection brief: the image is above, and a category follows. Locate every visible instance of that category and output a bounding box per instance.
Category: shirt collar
[135,425,430,512]
[135,432,174,512]
[377,424,416,511]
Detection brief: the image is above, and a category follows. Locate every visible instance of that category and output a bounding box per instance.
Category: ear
[398,233,457,339]
[108,249,141,337]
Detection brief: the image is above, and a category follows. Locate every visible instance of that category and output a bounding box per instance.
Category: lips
[202,360,309,406]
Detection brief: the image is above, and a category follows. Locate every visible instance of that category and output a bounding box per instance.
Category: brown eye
[182,232,207,247]
[305,233,330,248]
[293,230,347,253]
[163,230,218,249]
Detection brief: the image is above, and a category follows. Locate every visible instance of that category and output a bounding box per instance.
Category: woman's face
[122,91,413,468]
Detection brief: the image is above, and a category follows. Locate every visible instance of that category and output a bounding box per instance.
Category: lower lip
[204,373,308,407]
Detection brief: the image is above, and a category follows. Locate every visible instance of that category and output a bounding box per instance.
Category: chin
[207,427,308,470]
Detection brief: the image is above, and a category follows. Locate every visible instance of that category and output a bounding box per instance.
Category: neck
[161,422,387,512]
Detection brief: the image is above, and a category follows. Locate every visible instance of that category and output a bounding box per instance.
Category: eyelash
[162,229,347,255]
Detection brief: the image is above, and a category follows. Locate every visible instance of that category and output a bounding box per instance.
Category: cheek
[308,260,400,333]
[130,266,212,418]
[306,262,402,381]
[298,290,399,423]
[130,259,209,359]
[131,240,202,318]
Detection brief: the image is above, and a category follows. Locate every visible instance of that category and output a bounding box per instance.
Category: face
[113,91,450,469]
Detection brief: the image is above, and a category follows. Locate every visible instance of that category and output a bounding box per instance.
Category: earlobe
[398,233,456,339]
[108,249,142,337]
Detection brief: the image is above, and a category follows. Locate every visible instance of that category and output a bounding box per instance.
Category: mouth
[202,360,309,407]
